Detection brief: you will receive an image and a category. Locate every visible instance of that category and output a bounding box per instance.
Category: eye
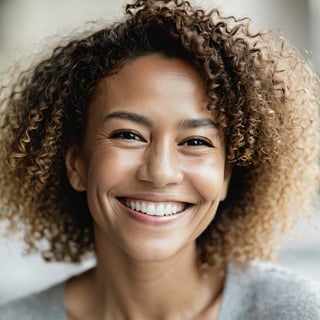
[109,130,146,142]
[180,137,214,148]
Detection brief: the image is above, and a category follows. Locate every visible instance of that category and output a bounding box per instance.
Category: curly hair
[0,0,319,268]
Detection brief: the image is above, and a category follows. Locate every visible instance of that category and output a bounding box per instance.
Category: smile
[122,199,188,216]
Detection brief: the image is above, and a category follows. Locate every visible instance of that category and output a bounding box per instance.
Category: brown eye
[181,137,214,148]
[109,130,146,142]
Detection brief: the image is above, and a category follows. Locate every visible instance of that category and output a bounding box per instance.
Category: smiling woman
[0,0,319,319]
[65,55,230,265]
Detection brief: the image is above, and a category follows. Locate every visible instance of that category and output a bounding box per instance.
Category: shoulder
[219,261,320,320]
[0,282,66,320]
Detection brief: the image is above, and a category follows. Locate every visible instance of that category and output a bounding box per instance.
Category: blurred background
[0,0,319,306]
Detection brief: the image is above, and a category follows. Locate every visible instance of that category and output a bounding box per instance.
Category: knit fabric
[218,262,320,320]
[1,262,319,319]
[0,281,65,320]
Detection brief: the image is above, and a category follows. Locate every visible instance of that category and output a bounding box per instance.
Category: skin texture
[64,55,229,319]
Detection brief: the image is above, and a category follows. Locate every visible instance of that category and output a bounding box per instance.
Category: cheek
[185,156,226,202]
[86,148,142,191]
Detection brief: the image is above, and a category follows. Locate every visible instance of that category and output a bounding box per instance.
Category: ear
[65,145,87,192]
[220,161,232,201]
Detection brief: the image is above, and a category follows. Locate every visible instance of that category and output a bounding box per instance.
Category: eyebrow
[102,111,218,129]
[179,118,218,129]
[102,111,153,127]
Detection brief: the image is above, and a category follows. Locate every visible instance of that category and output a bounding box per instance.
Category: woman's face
[66,54,230,262]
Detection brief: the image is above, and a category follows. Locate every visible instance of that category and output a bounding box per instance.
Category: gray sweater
[1,262,319,319]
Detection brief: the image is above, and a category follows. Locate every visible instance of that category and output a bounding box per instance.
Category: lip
[117,197,192,226]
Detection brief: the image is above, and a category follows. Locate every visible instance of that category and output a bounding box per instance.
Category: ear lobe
[220,161,232,201]
[65,145,87,192]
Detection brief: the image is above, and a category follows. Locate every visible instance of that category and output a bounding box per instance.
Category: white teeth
[165,204,172,215]
[172,204,178,214]
[157,204,165,216]
[125,200,185,216]
[149,204,155,215]
[141,202,147,213]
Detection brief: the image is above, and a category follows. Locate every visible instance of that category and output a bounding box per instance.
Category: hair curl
[0,0,319,268]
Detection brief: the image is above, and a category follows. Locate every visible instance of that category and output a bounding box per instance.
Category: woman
[0,0,319,319]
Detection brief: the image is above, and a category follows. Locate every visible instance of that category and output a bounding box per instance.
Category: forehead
[109,54,204,88]
[92,54,208,112]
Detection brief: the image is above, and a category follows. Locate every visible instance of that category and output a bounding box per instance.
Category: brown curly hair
[0,0,319,268]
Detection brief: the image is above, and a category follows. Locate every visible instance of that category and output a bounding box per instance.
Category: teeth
[125,200,185,216]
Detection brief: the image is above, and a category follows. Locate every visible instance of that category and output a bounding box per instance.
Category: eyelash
[109,129,146,142]
[109,130,214,148]
[180,137,214,148]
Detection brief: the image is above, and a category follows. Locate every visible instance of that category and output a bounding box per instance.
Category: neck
[67,234,225,320]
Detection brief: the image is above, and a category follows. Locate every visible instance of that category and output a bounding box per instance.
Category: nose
[136,138,183,188]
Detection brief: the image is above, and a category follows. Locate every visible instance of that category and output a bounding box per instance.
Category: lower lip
[118,200,189,226]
